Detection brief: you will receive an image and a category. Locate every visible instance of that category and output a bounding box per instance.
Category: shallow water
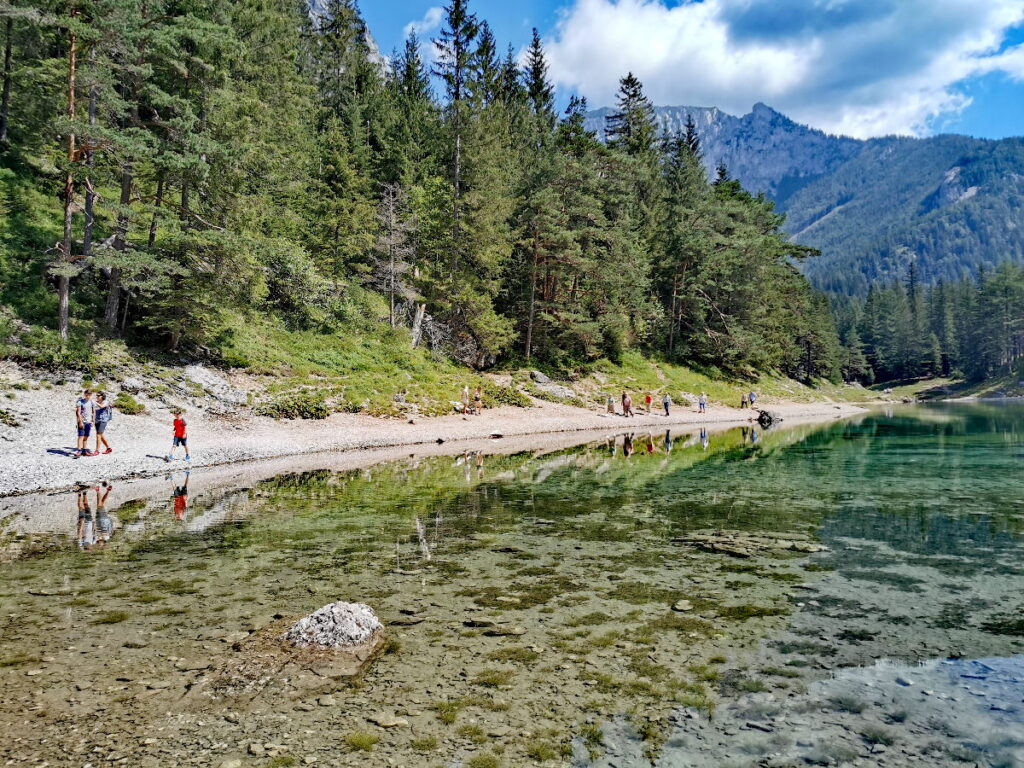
[1,404,1023,767]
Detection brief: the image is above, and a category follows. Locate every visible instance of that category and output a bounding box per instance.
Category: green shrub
[344,730,379,752]
[114,392,145,415]
[256,390,329,420]
[482,381,531,408]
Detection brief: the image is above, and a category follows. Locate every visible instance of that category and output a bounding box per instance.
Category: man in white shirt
[75,389,97,458]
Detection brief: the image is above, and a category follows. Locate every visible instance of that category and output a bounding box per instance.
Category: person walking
[645,391,652,414]
[473,386,483,416]
[748,391,757,409]
[698,392,708,414]
[166,409,190,462]
[74,389,97,458]
[93,392,113,454]
[621,390,634,418]
[461,385,470,414]
[606,394,616,415]
[662,392,672,417]
[740,393,748,409]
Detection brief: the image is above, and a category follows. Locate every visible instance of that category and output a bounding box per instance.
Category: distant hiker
[473,386,483,415]
[74,389,96,458]
[606,394,616,414]
[621,390,634,418]
[741,393,749,409]
[698,392,708,414]
[645,391,653,414]
[94,392,113,455]
[166,409,190,462]
[662,392,672,416]
[461,385,471,413]
[748,391,757,408]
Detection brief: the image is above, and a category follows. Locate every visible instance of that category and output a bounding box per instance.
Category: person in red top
[166,409,191,462]
[644,391,652,414]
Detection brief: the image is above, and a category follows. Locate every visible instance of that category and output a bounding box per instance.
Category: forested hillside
[790,137,1024,294]
[0,0,842,387]
[832,261,1024,385]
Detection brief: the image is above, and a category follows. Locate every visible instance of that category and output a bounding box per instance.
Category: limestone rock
[284,602,383,649]
[368,712,408,728]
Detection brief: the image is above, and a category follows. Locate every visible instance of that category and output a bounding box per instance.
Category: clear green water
[1,403,1023,767]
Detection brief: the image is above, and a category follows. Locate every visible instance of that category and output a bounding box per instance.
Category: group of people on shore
[608,389,758,418]
[72,388,191,461]
[459,385,484,415]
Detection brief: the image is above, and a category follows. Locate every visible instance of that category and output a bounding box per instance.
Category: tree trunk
[58,9,79,341]
[388,242,395,328]
[451,125,461,279]
[0,17,13,146]
[148,173,164,248]
[524,240,538,361]
[667,273,677,354]
[411,303,426,348]
[104,160,132,329]
[82,58,97,258]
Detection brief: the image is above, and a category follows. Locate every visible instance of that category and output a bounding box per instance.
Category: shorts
[173,436,188,447]
[77,423,92,437]
[95,421,108,434]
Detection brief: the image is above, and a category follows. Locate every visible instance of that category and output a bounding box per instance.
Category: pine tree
[605,72,657,156]
[523,28,554,137]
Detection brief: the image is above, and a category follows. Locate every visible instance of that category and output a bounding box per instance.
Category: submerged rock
[284,602,383,648]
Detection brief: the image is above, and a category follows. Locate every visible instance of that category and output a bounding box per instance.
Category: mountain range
[585,105,1024,294]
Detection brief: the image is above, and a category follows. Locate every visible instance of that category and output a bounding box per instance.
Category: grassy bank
[2,313,867,418]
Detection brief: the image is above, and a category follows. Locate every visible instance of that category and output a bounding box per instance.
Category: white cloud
[544,0,1024,138]
[402,6,444,64]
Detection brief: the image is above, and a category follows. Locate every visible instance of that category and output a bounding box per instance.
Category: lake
[1,403,1022,767]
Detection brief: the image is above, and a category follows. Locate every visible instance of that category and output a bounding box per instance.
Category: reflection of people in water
[170,471,190,521]
[475,452,485,479]
[76,489,95,549]
[741,426,749,443]
[700,427,709,451]
[94,484,114,545]
[750,429,760,445]
[646,434,656,454]
[623,433,634,457]
[664,430,673,452]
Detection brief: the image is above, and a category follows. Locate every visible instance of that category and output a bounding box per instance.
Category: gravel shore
[0,365,864,497]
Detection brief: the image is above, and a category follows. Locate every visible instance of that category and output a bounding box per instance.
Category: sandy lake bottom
[1,403,1023,767]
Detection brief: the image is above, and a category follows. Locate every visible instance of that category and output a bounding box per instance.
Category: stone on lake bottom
[284,601,383,648]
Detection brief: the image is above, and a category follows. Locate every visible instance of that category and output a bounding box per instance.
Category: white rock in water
[284,602,383,648]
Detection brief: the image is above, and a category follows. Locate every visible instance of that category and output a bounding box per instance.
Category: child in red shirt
[166,409,191,462]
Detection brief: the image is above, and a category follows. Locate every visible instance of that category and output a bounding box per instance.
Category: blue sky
[362,0,1024,140]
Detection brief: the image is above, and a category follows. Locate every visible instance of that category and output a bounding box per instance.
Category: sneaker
[85,451,98,457]
[165,455,172,462]
[102,448,112,454]
[185,456,191,462]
